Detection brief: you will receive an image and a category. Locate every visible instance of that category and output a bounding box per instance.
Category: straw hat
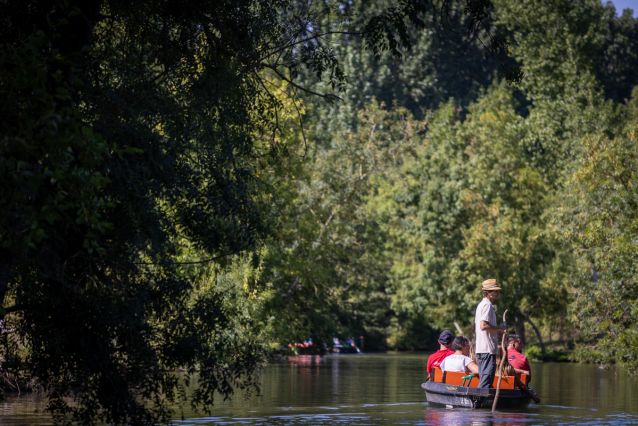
[481,278,501,291]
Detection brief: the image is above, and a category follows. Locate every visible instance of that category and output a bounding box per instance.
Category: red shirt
[426,348,454,374]
[508,347,531,372]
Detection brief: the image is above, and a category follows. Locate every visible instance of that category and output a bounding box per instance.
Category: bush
[525,345,571,362]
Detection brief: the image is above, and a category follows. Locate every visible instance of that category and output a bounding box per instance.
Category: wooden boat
[422,367,538,409]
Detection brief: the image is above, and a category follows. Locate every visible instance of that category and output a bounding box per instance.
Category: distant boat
[422,367,538,409]
[287,338,327,355]
[331,337,361,354]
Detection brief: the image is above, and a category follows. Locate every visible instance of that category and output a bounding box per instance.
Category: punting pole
[492,309,508,412]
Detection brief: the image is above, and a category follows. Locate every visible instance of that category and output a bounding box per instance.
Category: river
[2,353,638,424]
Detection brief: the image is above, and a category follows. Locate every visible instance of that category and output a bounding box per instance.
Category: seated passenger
[426,330,455,377]
[506,334,531,382]
[440,336,479,375]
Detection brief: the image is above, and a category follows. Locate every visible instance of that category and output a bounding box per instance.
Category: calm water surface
[2,353,638,425]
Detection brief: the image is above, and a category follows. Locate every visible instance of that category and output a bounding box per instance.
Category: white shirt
[440,354,473,372]
[475,297,498,354]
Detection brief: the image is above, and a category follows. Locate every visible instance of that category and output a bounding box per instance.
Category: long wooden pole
[492,309,508,412]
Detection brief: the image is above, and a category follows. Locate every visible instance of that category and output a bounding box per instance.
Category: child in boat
[506,334,531,382]
[426,330,455,377]
[440,336,479,375]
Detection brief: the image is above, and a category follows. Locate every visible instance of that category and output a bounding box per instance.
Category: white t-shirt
[475,297,498,354]
[440,354,473,372]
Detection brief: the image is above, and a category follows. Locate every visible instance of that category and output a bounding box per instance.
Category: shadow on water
[3,353,638,424]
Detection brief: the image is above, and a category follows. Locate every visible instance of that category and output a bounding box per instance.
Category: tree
[492,0,632,354]
[596,5,638,102]
[450,84,560,343]
[374,84,562,346]
[260,102,420,350]
[1,0,501,422]
[555,89,638,372]
[0,1,285,422]
[295,0,514,147]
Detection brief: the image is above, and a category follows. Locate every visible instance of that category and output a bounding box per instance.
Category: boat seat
[432,367,526,390]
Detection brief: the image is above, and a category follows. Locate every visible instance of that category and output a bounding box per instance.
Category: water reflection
[1,394,51,426]
[286,355,324,366]
[424,407,532,426]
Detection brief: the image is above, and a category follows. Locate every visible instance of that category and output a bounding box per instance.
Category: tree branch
[259,30,363,62]
[134,250,243,266]
[263,64,342,101]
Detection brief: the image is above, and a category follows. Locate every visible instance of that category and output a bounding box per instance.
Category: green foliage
[3,0,505,421]
[2,0,444,422]
[1,0,277,420]
[524,344,543,362]
[4,0,638,422]
[526,344,570,362]
[373,84,562,340]
[260,101,421,349]
[494,0,606,102]
[257,0,638,358]
[296,0,511,146]
[556,88,638,373]
[595,5,638,102]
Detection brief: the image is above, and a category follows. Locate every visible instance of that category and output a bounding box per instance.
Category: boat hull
[422,381,532,409]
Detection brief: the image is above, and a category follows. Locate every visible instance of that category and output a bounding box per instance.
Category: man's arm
[480,320,506,333]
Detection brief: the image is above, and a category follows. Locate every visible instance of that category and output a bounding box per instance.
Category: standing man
[474,278,506,389]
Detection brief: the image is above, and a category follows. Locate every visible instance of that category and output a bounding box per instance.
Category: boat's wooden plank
[431,367,526,389]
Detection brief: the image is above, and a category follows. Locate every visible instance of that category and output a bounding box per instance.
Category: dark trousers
[477,353,496,389]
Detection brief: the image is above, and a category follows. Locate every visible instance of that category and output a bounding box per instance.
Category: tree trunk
[523,313,546,359]
[515,315,526,345]
[0,259,11,316]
